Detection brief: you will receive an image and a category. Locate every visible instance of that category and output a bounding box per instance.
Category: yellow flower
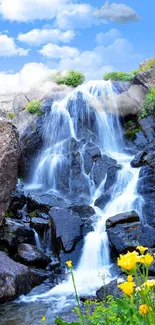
[136,246,148,254]
[42,317,46,322]
[142,280,155,288]
[117,251,138,272]
[139,304,152,316]
[118,281,135,296]
[143,253,154,267]
[127,275,133,282]
[66,260,72,268]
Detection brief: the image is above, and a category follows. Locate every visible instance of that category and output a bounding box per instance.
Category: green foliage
[54,70,85,87]
[103,72,134,82]
[8,112,15,120]
[140,87,155,118]
[26,100,42,116]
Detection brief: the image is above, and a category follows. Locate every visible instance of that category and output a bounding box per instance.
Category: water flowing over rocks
[0,120,20,225]
[0,72,155,313]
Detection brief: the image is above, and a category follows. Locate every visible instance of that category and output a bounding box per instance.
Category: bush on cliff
[103,72,134,82]
[141,87,155,118]
[54,70,85,87]
[26,100,42,116]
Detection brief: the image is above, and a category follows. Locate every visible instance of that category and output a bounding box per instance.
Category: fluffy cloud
[54,3,98,30]
[0,62,53,93]
[17,28,75,46]
[94,1,141,23]
[0,34,29,56]
[96,29,122,45]
[39,43,80,59]
[0,0,70,21]
[0,0,140,27]
[47,37,141,80]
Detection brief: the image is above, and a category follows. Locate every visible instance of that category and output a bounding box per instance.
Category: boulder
[0,218,35,250]
[94,192,111,209]
[17,243,51,268]
[106,211,140,229]
[49,207,83,253]
[107,221,155,254]
[92,155,119,188]
[0,251,30,303]
[30,268,53,287]
[96,279,122,300]
[0,120,20,225]
[133,65,155,89]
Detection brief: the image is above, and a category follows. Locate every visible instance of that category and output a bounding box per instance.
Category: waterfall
[21,80,143,303]
[33,229,42,251]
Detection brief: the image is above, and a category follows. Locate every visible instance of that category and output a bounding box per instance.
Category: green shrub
[103,72,134,82]
[26,100,42,116]
[54,70,85,87]
[8,112,15,120]
[140,87,155,118]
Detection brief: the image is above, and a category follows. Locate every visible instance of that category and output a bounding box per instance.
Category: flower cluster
[117,246,155,319]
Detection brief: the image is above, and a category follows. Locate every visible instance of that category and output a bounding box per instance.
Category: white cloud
[0,34,29,56]
[94,1,141,23]
[0,0,70,21]
[17,28,75,46]
[0,62,53,93]
[48,37,141,80]
[39,43,80,59]
[96,28,122,45]
[54,3,99,30]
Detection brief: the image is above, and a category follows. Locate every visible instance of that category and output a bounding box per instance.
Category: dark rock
[49,207,83,253]
[30,217,49,231]
[60,239,84,269]
[95,192,111,209]
[30,268,53,287]
[139,116,155,144]
[0,120,20,225]
[0,251,30,303]
[131,151,147,167]
[84,142,101,160]
[106,210,140,229]
[107,222,155,254]
[0,218,35,250]
[96,279,122,300]
[41,98,53,114]
[92,155,117,187]
[17,243,51,268]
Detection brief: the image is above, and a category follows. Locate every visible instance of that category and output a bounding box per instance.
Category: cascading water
[22,80,144,305]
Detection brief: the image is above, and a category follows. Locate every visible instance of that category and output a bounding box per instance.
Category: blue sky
[0,0,154,92]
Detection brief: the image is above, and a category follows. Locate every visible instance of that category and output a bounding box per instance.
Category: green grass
[8,112,15,120]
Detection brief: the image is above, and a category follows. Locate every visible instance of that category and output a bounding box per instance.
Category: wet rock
[94,192,111,209]
[60,239,84,269]
[96,279,122,300]
[49,207,83,253]
[138,166,155,226]
[84,142,101,160]
[30,217,49,232]
[0,218,35,250]
[139,116,155,144]
[131,151,147,167]
[107,222,155,254]
[30,268,53,287]
[41,97,53,114]
[0,120,20,225]
[0,251,30,303]
[17,243,51,268]
[92,155,118,187]
[106,210,140,229]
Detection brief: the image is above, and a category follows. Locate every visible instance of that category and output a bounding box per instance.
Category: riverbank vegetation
[55,247,155,325]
